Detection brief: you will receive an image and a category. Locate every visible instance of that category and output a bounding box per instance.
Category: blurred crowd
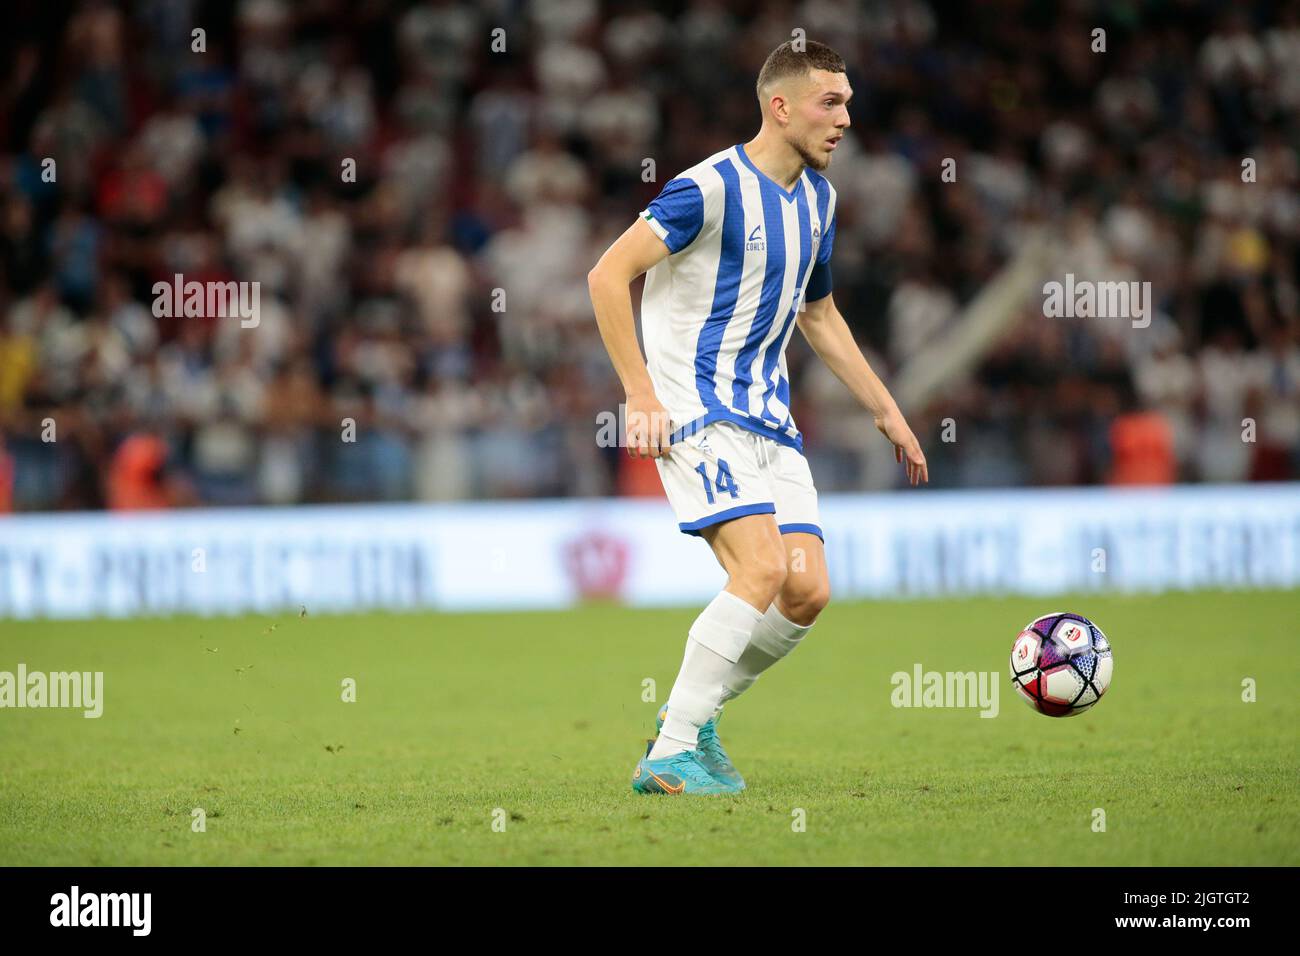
[1,0,1298,512]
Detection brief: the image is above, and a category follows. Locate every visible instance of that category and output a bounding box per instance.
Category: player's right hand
[625,392,673,459]
[874,409,929,486]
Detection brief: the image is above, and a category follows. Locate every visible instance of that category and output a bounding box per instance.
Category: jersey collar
[735,143,804,203]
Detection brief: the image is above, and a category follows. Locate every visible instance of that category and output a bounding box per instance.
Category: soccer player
[588,40,928,795]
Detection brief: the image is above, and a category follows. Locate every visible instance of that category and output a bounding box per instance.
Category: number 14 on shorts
[695,459,740,504]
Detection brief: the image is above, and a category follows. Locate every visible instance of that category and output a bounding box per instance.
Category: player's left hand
[874,409,929,486]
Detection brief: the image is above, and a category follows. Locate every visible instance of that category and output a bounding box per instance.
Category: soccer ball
[1009,612,1113,717]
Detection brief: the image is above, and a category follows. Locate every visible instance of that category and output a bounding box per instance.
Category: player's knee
[741,550,788,606]
[783,575,830,625]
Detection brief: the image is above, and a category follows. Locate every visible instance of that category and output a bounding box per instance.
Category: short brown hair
[756,40,846,99]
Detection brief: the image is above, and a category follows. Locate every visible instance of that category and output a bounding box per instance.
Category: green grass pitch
[1,590,1297,866]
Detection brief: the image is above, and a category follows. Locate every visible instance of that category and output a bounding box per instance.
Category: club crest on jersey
[746,224,766,252]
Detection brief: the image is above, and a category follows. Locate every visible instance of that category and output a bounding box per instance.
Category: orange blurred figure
[107,434,173,510]
[617,453,668,497]
[1107,411,1176,485]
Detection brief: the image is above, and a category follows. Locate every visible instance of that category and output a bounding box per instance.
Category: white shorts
[655,421,822,540]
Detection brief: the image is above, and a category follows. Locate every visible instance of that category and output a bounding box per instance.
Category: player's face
[787,69,852,171]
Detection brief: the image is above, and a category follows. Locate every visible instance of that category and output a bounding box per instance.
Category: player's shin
[649,590,763,760]
[716,602,813,713]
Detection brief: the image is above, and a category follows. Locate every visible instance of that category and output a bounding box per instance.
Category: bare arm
[587,218,674,458]
[797,292,929,485]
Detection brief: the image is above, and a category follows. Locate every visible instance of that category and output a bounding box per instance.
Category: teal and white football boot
[655,705,746,792]
[631,740,734,795]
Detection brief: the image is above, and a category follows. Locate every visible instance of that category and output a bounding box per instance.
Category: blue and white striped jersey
[639,143,837,452]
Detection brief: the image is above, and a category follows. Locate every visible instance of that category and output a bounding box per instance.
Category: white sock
[649,591,763,760]
[716,602,813,712]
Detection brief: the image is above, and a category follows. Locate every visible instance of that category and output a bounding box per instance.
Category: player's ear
[769,91,790,126]
[761,85,788,126]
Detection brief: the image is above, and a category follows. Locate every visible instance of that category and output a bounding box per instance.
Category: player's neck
[742,130,805,192]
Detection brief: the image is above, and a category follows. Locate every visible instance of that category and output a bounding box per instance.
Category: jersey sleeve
[805,211,835,301]
[641,177,705,254]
